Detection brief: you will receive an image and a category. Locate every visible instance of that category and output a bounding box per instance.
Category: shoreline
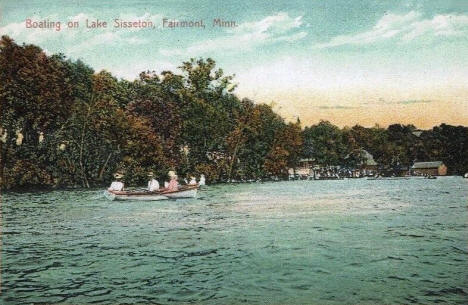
[1,175,463,194]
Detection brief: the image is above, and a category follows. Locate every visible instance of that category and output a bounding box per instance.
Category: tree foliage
[303,122,468,174]
[1,36,467,189]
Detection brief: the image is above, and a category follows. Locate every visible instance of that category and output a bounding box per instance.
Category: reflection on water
[2,177,468,304]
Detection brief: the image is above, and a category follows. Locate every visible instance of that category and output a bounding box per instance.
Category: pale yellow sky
[238,85,468,129]
[232,50,468,129]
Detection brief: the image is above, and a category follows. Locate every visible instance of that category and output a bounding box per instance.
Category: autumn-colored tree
[264,120,303,177]
[127,71,184,169]
[2,36,468,189]
[0,36,74,188]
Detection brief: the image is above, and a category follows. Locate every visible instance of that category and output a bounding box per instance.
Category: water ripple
[2,177,468,304]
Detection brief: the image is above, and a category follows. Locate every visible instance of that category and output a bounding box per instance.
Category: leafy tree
[2,36,468,189]
[178,58,238,172]
[0,36,74,187]
[421,124,468,174]
[302,120,346,166]
[265,120,303,177]
[236,103,285,179]
[127,71,183,169]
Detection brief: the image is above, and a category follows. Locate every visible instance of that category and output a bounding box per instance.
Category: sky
[1,0,467,128]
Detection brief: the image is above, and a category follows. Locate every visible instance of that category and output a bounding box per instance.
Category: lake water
[2,177,468,304]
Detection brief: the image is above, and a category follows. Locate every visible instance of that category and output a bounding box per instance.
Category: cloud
[233,12,303,35]
[361,97,391,105]
[396,99,433,105]
[315,11,468,48]
[66,31,148,55]
[160,12,307,56]
[362,98,434,105]
[402,14,468,41]
[276,31,308,42]
[318,105,358,109]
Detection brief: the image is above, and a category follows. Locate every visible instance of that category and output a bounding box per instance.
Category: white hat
[114,172,124,179]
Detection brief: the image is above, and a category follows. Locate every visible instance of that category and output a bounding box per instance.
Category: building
[298,158,315,169]
[289,158,314,179]
[359,149,378,171]
[412,129,424,137]
[393,165,410,177]
[411,161,447,176]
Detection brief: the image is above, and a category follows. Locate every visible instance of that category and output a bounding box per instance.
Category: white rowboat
[105,185,198,201]
[161,185,198,199]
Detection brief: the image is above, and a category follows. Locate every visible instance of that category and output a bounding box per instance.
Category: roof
[344,149,377,166]
[412,161,444,169]
[412,130,423,137]
[362,149,377,166]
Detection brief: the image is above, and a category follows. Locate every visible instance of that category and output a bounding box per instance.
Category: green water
[2,177,468,304]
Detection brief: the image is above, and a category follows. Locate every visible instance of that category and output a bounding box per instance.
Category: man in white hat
[147,171,160,192]
[188,176,197,185]
[199,174,206,186]
[108,172,124,191]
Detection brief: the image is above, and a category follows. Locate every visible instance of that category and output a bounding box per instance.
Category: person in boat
[199,174,206,186]
[167,171,179,191]
[147,171,160,192]
[188,176,197,185]
[108,172,124,191]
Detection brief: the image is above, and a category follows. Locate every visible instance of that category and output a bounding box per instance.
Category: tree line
[302,121,468,174]
[0,36,467,189]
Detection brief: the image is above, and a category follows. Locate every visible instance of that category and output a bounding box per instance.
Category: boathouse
[411,161,447,176]
[289,158,314,179]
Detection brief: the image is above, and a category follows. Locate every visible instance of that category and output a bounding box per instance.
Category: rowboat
[105,190,168,201]
[161,185,198,198]
[367,177,410,180]
[105,185,198,201]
